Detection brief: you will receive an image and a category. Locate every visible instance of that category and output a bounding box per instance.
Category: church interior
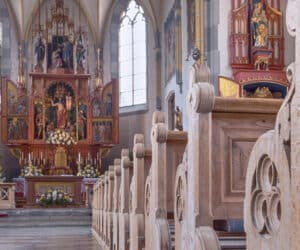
[0,0,299,249]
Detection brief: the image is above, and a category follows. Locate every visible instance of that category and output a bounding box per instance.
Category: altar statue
[251,2,268,47]
[34,33,45,70]
[51,98,67,129]
[174,106,183,131]
[51,47,63,68]
[76,35,86,72]
[63,37,73,69]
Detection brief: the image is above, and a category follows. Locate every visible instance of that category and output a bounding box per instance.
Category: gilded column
[195,0,205,64]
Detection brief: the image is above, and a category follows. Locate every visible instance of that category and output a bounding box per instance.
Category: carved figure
[62,37,73,69]
[51,98,67,129]
[35,107,43,139]
[34,33,45,69]
[78,110,87,140]
[76,35,86,72]
[51,47,63,68]
[251,2,268,47]
[174,106,183,131]
[255,23,268,47]
[254,55,270,70]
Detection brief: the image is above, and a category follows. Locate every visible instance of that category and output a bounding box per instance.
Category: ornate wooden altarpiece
[0,0,119,176]
[219,0,289,98]
[1,76,119,175]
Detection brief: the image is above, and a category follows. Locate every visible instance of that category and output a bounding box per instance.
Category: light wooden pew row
[113,159,121,250]
[129,134,151,250]
[176,63,280,249]
[118,149,133,250]
[144,111,187,250]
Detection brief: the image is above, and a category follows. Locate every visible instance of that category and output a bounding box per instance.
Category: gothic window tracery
[119,0,147,107]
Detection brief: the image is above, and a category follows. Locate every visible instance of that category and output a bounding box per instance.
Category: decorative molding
[190,82,215,113]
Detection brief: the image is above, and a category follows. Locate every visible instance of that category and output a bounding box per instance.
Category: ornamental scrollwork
[175,176,185,222]
[145,177,151,217]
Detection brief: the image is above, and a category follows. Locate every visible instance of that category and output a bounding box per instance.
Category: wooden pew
[118,149,133,250]
[176,64,280,249]
[92,176,105,246]
[113,159,121,250]
[0,183,16,209]
[144,111,187,250]
[107,166,115,249]
[129,134,152,250]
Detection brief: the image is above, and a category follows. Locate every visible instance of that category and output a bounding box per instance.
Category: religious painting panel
[92,99,102,118]
[92,119,113,143]
[102,84,113,117]
[34,101,44,140]
[164,6,176,83]
[7,117,28,141]
[45,82,76,139]
[7,81,28,115]
[77,102,87,141]
[187,0,195,54]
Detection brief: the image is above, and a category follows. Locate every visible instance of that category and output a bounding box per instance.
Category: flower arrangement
[36,188,73,206]
[77,164,99,178]
[23,161,43,177]
[46,129,77,146]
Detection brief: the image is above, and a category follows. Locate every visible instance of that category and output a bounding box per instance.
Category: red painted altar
[219,0,289,98]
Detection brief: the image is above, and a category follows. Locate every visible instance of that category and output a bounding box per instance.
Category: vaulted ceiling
[5,0,162,44]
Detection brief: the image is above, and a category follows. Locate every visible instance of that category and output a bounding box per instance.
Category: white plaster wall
[218,0,232,78]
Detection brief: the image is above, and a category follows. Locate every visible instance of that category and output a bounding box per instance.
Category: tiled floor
[0,226,101,250]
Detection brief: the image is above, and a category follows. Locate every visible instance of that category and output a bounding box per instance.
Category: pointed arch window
[119,0,147,108]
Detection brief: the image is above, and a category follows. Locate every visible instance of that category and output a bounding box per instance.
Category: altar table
[25,176,84,206]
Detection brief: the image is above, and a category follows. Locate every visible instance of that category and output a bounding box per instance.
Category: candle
[28,153,31,162]
[78,152,81,162]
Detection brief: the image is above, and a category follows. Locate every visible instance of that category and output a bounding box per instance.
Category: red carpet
[0,212,8,218]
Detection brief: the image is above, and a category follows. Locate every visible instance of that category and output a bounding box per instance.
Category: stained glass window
[119,0,147,107]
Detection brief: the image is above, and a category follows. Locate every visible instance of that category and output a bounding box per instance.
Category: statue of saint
[251,2,268,47]
[174,106,183,131]
[62,37,73,69]
[51,97,67,129]
[76,35,86,72]
[51,47,63,68]
[34,33,45,69]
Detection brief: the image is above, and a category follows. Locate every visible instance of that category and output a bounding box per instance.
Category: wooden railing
[0,183,16,209]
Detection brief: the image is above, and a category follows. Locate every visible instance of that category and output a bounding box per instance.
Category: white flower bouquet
[23,162,43,177]
[46,129,77,146]
[36,188,73,206]
[77,164,99,178]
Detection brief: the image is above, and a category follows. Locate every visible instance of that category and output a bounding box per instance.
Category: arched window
[119,0,147,107]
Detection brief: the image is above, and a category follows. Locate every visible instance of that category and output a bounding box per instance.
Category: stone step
[0,208,92,228]
[219,236,246,250]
